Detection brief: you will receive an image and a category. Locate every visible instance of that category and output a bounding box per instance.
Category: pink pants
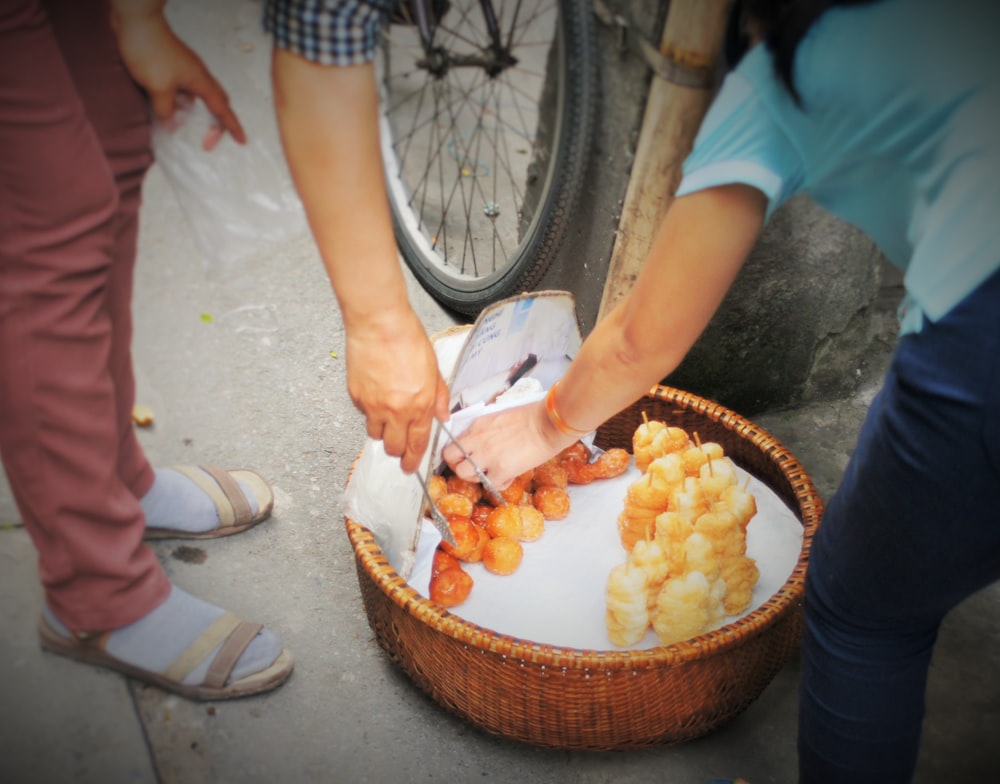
[0,0,170,630]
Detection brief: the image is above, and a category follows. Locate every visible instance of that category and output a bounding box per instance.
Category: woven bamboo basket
[345,385,822,750]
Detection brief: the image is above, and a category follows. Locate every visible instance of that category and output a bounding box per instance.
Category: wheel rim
[379,0,564,294]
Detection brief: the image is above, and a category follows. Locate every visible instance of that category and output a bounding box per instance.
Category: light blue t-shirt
[676,0,1000,333]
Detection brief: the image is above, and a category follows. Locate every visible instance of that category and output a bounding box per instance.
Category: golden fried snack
[440,516,482,561]
[680,441,725,477]
[698,456,740,500]
[429,566,474,607]
[719,556,760,615]
[632,418,667,472]
[651,571,723,645]
[532,460,568,489]
[694,510,746,559]
[683,532,721,581]
[594,447,630,479]
[558,441,591,464]
[447,474,483,503]
[485,504,523,540]
[518,505,545,542]
[498,476,526,505]
[618,513,654,553]
[470,502,493,528]
[647,452,686,489]
[437,492,474,519]
[431,547,461,578]
[482,536,523,575]
[533,485,570,520]
[669,477,709,520]
[605,562,650,647]
[654,511,696,574]
[626,472,671,512]
[564,459,598,485]
[718,484,758,529]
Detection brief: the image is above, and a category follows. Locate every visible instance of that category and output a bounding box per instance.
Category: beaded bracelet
[544,381,591,437]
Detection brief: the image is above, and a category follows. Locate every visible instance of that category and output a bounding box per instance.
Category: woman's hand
[110,1,245,149]
[442,400,575,489]
[346,310,451,474]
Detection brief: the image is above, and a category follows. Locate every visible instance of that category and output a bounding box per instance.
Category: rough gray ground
[1,2,997,782]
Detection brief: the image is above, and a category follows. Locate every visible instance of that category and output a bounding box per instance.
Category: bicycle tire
[378,0,599,317]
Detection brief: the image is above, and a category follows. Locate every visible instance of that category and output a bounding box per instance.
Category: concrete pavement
[1,1,997,782]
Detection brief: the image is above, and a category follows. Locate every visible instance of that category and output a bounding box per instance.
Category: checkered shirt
[264,0,395,66]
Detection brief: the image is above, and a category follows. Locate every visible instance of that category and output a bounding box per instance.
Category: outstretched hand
[110,4,245,150]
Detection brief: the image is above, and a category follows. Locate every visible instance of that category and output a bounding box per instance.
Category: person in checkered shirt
[265,0,451,475]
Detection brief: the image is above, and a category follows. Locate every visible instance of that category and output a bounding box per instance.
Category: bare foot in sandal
[39,584,293,700]
[142,465,274,539]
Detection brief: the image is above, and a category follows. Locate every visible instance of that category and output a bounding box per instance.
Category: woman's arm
[444,183,767,487]
[271,49,450,473]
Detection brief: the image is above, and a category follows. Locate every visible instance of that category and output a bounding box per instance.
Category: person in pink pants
[0,0,292,699]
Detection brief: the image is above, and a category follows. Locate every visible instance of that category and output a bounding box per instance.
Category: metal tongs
[416,421,506,547]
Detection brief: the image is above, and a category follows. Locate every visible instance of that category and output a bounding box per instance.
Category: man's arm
[271,49,449,472]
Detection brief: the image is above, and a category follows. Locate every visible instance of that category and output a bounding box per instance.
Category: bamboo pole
[596,0,733,321]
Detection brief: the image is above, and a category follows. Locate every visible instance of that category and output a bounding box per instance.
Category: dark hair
[725,0,883,103]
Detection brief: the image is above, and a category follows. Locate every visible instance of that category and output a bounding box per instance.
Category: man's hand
[110,1,245,149]
[346,310,450,474]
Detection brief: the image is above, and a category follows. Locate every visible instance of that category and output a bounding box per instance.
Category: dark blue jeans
[798,266,1000,783]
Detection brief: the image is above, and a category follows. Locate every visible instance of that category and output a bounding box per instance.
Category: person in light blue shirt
[446,1,1000,780]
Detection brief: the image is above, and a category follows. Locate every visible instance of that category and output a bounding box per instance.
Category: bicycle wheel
[378,0,598,316]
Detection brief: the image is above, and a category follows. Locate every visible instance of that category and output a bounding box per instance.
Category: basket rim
[345,384,822,669]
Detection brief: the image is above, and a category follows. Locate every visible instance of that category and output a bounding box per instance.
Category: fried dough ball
[533,485,570,520]
[605,562,650,647]
[558,441,591,464]
[482,536,523,575]
[518,505,545,542]
[498,476,526,505]
[651,571,723,645]
[429,566,474,607]
[427,474,448,502]
[437,492,474,519]
[431,547,461,577]
[447,474,483,504]
[593,447,630,479]
[470,502,493,528]
[485,504,523,540]
[440,516,483,561]
[632,419,667,472]
[517,468,536,486]
[532,460,568,489]
[719,556,760,615]
[564,459,598,485]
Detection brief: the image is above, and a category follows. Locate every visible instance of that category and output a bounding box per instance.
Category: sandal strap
[162,611,242,683]
[203,621,264,689]
[171,465,253,528]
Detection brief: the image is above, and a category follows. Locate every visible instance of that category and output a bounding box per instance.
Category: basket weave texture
[345,386,822,750]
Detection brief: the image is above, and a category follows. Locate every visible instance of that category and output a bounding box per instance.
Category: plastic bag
[151,96,308,269]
